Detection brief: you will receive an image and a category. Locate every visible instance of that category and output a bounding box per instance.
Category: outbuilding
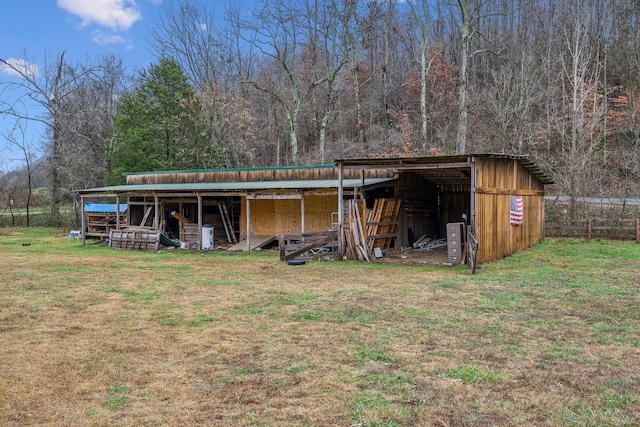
[335,154,553,265]
[79,154,552,265]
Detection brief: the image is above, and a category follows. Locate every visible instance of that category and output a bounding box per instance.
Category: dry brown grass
[1,228,639,426]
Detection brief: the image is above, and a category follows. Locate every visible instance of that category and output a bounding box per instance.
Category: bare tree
[407,0,442,150]
[554,0,608,216]
[2,119,39,226]
[230,0,332,165]
[0,51,98,224]
[447,0,508,154]
[150,0,230,88]
[302,0,349,163]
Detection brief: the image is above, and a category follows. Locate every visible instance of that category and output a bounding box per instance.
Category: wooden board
[227,235,277,251]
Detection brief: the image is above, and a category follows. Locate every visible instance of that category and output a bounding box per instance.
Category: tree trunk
[456,18,470,155]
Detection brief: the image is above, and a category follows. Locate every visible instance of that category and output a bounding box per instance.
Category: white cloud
[0,58,38,78]
[92,31,126,46]
[57,0,142,31]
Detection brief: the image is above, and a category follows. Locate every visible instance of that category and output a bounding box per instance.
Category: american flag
[510,195,523,226]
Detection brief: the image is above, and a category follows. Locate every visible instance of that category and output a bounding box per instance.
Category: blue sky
[1,0,165,170]
[1,0,162,74]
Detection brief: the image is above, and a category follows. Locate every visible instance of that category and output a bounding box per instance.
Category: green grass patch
[443,364,505,384]
[103,383,130,412]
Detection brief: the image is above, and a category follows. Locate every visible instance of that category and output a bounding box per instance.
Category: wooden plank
[283,232,338,261]
[140,207,153,227]
[475,187,545,196]
[170,211,191,223]
[227,235,277,251]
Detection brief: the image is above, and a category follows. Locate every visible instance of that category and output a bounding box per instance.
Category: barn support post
[153,195,159,230]
[301,195,305,234]
[197,194,203,250]
[81,195,86,245]
[246,196,251,251]
[636,217,640,243]
[469,157,476,232]
[116,195,121,230]
[338,161,344,255]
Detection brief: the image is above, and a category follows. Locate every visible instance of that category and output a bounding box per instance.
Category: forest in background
[1,0,640,224]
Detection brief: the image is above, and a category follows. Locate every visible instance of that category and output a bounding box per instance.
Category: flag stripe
[510,195,523,226]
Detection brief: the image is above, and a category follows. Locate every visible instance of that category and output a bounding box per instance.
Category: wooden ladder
[218,202,237,243]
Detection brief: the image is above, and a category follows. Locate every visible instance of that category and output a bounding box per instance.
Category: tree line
[2,0,640,224]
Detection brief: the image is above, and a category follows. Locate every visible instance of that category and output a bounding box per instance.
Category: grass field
[0,228,639,426]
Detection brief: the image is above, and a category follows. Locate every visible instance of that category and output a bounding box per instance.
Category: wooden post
[301,195,305,235]
[197,194,203,250]
[279,234,285,261]
[338,161,344,256]
[246,196,251,251]
[81,195,86,245]
[636,217,640,244]
[153,195,159,230]
[587,218,592,242]
[116,195,121,230]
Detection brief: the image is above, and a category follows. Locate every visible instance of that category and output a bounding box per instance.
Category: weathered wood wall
[126,166,393,185]
[240,194,336,237]
[474,157,545,264]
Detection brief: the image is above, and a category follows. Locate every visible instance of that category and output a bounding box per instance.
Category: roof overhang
[335,154,553,185]
[78,178,396,196]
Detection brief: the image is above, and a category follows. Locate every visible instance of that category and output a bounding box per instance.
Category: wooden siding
[240,194,336,237]
[126,167,393,185]
[474,157,545,264]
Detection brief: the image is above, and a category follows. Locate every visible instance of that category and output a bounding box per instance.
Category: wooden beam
[197,194,203,250]
[153,195,159,229]
[246,194,303,200]
[301,196,305,233]
[81,195,86,245]
[338,161,344,255]
[341,161,470,171]
[475,187,545,196]
[246,197,251,251]
[116,196,121,230]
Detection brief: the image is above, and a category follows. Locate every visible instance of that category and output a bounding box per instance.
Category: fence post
[636,217,640,244]
[587,218,592,242]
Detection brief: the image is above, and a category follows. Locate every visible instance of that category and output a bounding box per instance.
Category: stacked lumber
[343,199,370,261]
[366,198,401,251]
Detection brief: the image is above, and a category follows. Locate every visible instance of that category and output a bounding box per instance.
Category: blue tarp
[84,202,128,213]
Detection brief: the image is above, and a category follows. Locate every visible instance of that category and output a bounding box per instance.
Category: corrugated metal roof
[79,178,396,194]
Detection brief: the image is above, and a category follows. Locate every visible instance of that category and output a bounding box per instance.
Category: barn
[335,154,553,265]
[79,164,394,250]
[79,154,552,265]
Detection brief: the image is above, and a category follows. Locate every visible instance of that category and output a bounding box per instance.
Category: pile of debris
[412,235,447,251]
